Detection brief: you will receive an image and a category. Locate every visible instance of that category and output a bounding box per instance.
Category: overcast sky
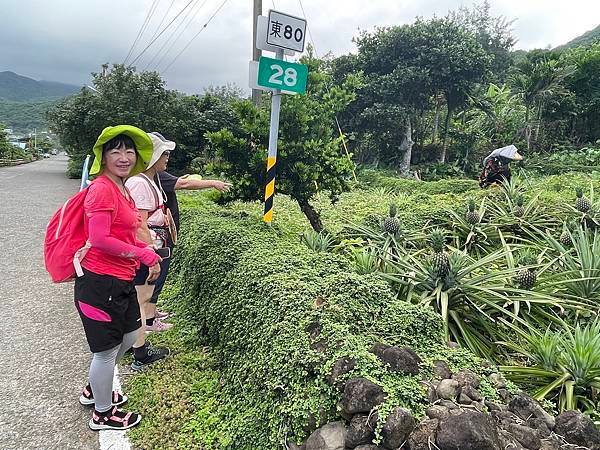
[1,0,599,95]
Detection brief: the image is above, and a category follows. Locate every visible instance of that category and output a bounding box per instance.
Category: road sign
[249,61,297,95]
[266,10,307,53]
[256,16,295,55]
[257,56,308,94]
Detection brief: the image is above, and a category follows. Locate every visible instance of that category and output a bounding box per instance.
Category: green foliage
[129,197,498,449]
[0,99,57,132]
[0,122,28,160]
[500,318,600,413]
[125,169,600,447]
[301,229,335,253]
[206,53,362,231]
[47,64,238,177]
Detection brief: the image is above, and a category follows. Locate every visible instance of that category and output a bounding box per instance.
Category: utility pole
[252,0,262,107]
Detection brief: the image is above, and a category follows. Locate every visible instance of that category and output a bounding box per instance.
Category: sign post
[251,10,308,225]
[263,47,284,224]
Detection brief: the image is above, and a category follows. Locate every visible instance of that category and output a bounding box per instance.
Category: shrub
[164,204,497,448]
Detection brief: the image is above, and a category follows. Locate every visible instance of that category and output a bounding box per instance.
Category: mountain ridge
[0,71,79,102]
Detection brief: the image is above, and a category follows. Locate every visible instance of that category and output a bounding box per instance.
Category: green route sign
[257,56,308,94]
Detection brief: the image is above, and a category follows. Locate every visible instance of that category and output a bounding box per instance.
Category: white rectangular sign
[256,16,295,56]
[266,10,307,53]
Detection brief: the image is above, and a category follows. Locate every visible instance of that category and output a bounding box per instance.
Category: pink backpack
[44,188,91,283]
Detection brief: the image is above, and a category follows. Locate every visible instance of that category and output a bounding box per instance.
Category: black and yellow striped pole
[263,48,284,224]
[263,155,277,223]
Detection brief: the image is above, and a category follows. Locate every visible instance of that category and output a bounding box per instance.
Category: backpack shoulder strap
[139,173,161,214]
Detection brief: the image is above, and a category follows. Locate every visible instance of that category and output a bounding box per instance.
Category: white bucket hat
[147,132,176,169]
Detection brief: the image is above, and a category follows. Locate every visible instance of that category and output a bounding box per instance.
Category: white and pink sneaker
[145,318,173,333]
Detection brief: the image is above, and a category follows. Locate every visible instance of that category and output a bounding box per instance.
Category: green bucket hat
[89,125,153,176]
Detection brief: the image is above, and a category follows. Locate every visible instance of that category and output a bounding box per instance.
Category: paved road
[0,157,98,449]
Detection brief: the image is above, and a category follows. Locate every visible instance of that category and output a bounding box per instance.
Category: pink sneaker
[155,310,170,320]
[145,318,173,333]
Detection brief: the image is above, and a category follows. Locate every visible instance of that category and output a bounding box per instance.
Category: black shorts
[133,257,171,304]
[74,269,141,353]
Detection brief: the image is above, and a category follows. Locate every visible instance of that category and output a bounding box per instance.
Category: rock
[407,419,438,450]
[452,369,480,389]
[381,407,416,449]
[370,343,390,359]
[355,446,383,450]
[507,423,541,450]
[489,372,507,389]
[436,379,459,400]
[447,341,460,349]
[305,321,322,340]
[497,388,511,403]
[310,339,328,353]
[498,429,526,450]
[438,399,459,409]
[538,437,561,450]
[485,401,502,412]
[491,409,520,429]
[427,384,438,403]
[436,410,502,450]
[426,405,451,421]
[345,414,377,448]
[341,378,386,415]
[287,443,305,450]
[305,422,347,450]
[526,418,552,439]
[327,357,356,385]
[462,384,483,402]
[458,392,473,404]
[554,410,600,450]
[433,360,452,379]
[381,346,422,375]
[508,394,555,430]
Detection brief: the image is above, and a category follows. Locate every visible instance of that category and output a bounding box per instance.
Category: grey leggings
[89,330,138,412]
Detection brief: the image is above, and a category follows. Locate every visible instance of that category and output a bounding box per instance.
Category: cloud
[0,0,598,94]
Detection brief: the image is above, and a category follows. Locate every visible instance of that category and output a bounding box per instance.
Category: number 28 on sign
[257,56,308,94]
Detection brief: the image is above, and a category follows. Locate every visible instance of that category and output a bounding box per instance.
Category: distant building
[10,142,26,149]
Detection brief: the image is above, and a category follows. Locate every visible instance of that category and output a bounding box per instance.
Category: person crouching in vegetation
[76,126,161,430]
[479,144,523,188]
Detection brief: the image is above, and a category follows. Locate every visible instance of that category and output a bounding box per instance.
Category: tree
[509,52,575,150]
[47,64,238,177]
[346,14,493,169]
[563,43,600,144]
[206,53,362,232]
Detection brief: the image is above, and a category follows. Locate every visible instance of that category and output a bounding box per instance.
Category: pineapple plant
[516,250,537,289]
[430,229,450,278]
[465,198,480,225]
[383,204,401,234]
[513,194,525,218]
[576,187,591,213]
[559,222,572,247]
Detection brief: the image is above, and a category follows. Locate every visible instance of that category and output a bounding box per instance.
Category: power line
[297,0,317,56]
[162,0,229,74]
[143,0,203,71]
[147,0,177,45]
[123,0,161,65]
[151,0,209,72]
[128,0,197,67]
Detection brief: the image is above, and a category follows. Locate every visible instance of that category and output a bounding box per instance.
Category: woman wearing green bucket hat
[74,125,164,431]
